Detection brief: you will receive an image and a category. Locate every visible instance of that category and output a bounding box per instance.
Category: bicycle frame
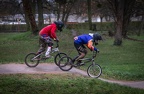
[58,48,102,78]
[25,41,67,67]
[32,42,60,60]
[76,51,98,66]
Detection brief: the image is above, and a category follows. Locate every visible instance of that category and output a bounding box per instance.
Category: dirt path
[0,63,144,90]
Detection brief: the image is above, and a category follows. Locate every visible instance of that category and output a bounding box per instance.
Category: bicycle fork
[91,59,96,65]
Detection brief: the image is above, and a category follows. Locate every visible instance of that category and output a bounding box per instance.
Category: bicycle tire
[58,56,73,71]
[87,63,102,78]
[25,53,40,67]
[54,52,67,66]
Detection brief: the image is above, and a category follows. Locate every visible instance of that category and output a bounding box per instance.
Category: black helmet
[93,33,102,45]
[54,21,64,32]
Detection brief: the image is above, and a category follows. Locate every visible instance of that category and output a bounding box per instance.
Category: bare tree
[134,0,144,36]
[107,0,136,46]
[0,0,22,20]
[87,0,92,30]
[37,0,44,30]
[22,0,38,35]
[55,0,77,23]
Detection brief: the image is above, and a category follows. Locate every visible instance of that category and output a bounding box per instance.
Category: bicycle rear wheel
[58,56,73,71]
[87,63,102,78]
[25,53,40,67]
[54,52,67,66]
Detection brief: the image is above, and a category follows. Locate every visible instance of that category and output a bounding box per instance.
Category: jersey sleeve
[50,26,57,40]
[86,40,97,51]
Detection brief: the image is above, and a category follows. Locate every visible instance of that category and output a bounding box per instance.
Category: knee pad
[48,42,53,46]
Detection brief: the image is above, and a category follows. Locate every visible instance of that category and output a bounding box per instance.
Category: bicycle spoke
[25,53,39,67]
[58,56,73,71]
[87,63,102,78]
[54,53,67,66]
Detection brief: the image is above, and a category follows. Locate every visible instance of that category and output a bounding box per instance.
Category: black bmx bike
[58,51,102,78]
[25,42,67,67]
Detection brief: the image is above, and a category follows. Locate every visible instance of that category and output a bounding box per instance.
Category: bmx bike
[58,51,102,78]
[25,42,67,67]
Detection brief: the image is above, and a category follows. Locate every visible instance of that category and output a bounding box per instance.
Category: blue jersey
[74,34,92,44]
[74,34,97,51]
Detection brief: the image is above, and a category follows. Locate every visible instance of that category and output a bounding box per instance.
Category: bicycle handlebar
[93,50,98,58]
[55,41,59,48]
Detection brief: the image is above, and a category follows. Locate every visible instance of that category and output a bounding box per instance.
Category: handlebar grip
[56,44,59,48]
[55,41,59,48]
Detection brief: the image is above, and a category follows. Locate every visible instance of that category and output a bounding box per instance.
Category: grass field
[0,30,144,80]
[0,30,144,93]
[0,74,144,94]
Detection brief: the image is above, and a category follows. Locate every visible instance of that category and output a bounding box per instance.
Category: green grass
[0,31,144,93]
[97,38,144,80]
[0,31,144,81]
[0,74,144,94]
[0,32,39,63]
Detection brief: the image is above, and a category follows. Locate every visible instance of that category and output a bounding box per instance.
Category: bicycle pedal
[73,64,78,67]
[76,62,85,66]
[79,63,85,66]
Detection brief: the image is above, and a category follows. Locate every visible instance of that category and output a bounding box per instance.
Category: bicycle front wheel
[87,63,102,78]
[25,53,40,67]
[54,52,67,66]
[58,56,73,71]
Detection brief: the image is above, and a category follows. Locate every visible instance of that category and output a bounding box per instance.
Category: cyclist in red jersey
[37,21,64,58]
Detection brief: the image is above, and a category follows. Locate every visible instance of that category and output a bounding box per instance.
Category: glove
[97,49,100,53]
[54,38,59,42]
[55,39,59,43]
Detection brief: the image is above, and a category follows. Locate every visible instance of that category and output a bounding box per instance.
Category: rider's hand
[55,39,59,42]
[74,36,78,40]
[97,49,100,53]
[54,38,59,42]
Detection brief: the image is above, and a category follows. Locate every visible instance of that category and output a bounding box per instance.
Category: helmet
[54,21,64,32]
[93,33,102,45]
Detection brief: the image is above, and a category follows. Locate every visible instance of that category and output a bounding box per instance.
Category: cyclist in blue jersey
[73,33,102,65]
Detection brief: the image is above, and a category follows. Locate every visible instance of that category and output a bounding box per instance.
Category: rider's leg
[75,50,87,65]
[35,38,46,60]
[45,38,53,57]
[37,38,46,54]
[74,43,87,65]
[45,46,51,57]
[75,52,86,61]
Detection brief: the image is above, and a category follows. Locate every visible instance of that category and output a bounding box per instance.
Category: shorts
[74,42,87,54]
[39,36,53,46]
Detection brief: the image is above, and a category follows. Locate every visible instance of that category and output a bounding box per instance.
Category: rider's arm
[50,26,57,40]
[86,40,97,51]
[74,36,78,40]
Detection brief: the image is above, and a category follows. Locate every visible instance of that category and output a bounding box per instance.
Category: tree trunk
[114,20,122,45]
[87,0,92,30]
[100,16,103,32]
[37,0,44,30]
[137,15,144,36]
[22,0,38,35]
[113,0,124,46]
[107,0,136,46]
[57,4,61,21]
[62,4,66,22]
[24,13,30,31]
[63,2,74,23]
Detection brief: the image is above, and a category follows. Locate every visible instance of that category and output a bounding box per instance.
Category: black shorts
[74,42,87,54]
[39,36,53,46]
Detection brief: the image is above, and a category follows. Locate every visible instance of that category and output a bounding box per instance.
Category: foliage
[1,22,144,35]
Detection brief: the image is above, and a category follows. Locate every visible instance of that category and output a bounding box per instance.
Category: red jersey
[39,23,57,39]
